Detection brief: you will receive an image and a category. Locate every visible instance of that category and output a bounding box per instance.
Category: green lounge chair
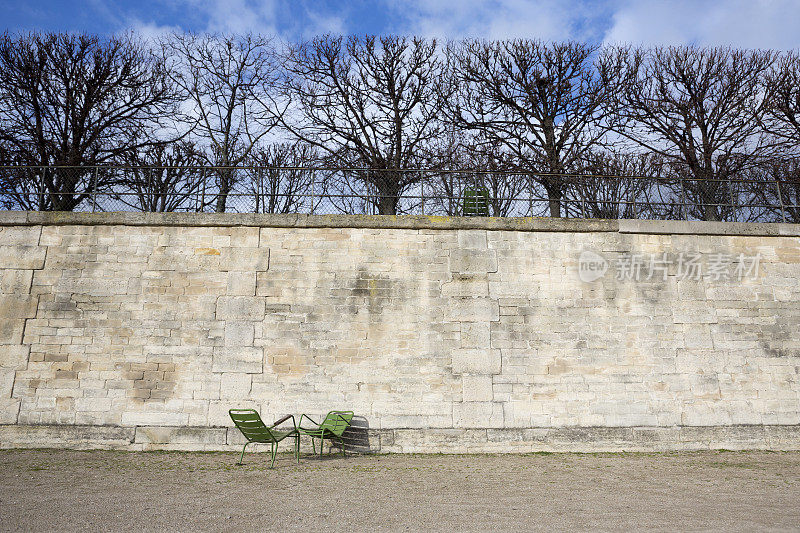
[298,410,354,458]
[229,409,299,467]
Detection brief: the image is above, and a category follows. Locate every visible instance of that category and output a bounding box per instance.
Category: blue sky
[2,0,799,48]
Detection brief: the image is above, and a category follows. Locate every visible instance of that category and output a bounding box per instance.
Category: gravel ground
[1,449,799,532]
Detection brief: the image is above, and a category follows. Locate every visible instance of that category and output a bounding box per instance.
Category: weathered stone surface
[212,347,263,374]
[227,271,257,296]
[449,249,497,274]
[0,344,29,369]
[452,349,501,374]
[0,424,135,449]
[0,270,34,294]
[134,426,227,446]
[0,398,20,424]
[0,246,46,269]
[0,296,38,319]
[444,298,499,322]
[0,226,41,245]
[441,275,489,298]
[0,215,798,452]
[216,296,265,321]
[462,375,493,402]
[0,320,24,345]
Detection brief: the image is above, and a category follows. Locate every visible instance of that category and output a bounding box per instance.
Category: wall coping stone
[0,211,798,236]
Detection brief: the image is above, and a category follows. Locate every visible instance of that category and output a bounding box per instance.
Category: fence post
[39,166,46,211]
[679,175,687,220]
[729,177,737,222]
[420,173,425,215]
[529,175,534,217]
[201,169,206,212]
[311,173,316,215]
[775,179,788,223]
[91,166,99,213]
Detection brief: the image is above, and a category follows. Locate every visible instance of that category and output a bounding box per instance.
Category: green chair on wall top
[228,409,299,467]
[298,410,354,457]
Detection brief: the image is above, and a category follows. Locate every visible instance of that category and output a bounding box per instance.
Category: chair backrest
[319,410,354,437]
[229,409,274,443]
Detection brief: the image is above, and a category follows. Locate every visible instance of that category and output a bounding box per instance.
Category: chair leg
[294,435,300,463]
[237,442,248,465]
[311,437,316,455]
[270,442,277,468]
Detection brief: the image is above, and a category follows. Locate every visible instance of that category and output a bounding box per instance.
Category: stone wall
[1,212,799,452]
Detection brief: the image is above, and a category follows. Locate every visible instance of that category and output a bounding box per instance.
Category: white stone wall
[1,215,799,451]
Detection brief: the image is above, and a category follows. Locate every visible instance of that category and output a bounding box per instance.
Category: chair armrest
[271,414,296,430]
[298,413,319,430]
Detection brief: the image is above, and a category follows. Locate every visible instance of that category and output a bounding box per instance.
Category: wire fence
[0,165,798,223]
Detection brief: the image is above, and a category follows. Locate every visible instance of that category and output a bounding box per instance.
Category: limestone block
[224,322,255,347]
[216,296,265,321]
[0,226,41,246]
[684,326,714,350]
[0,270,34,294]
[441,274,489,298]
[0,320,24,345]
[462,375,493,402]
[449,249,497,274]
[0,369,15,398]
[453,401,504,428]
[673,305,718,324]
[120,411,189,426]
[457,230,487,249]
[461,322,490,349]
[445,298,499,322]
[75,397,113,412]
[227,271,256,296]
[212,346,263,374]
[674,279,706,301]
[0,398,20,424]
[134,426,227,445]
[221,248,269,272]
[219,373,253,400]
[0,246,46,269]
[452,349,501,374]
[0,295,38,318]
[1,344,29,369]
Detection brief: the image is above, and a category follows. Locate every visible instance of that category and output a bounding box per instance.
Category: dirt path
[1,449,799,532]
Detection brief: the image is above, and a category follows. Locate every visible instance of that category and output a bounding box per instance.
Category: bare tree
[165,33,285,212]
[568,151,669,220]
[282,35,446,215]
[244,143,319,213]
[425,132,528,216]
[612,45,776,221]
[115,142,206,212]
[744,157,800,223]
[446,40,622,217]
[764,51,800,149]
[0,32,178,210]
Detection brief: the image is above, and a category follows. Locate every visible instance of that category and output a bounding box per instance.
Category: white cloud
[382,0,612,41]
[303,10,346,38]
[604,0,800,50]
[128,20,182,44]
[189,0,279,34]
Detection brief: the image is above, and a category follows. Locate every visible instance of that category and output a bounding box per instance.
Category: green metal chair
[229,409,299,467]
[298,410,354,458]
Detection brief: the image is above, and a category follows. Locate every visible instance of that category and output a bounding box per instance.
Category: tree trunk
[375,171,400,215]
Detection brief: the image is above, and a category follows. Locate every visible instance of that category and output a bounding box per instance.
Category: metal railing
[0,165,798,223]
